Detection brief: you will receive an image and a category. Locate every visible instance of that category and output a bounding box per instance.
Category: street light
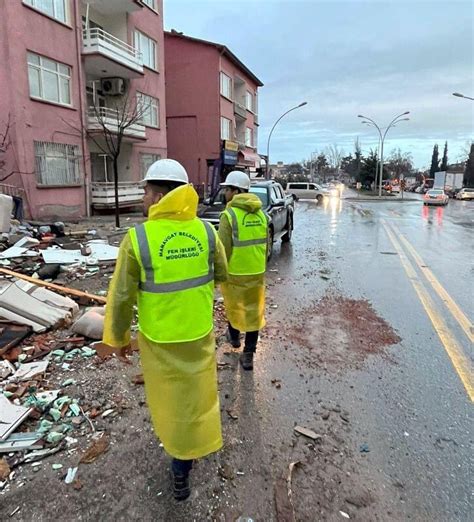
[452,92,474,101]
[265,102,308,179]
[358,111,410,196]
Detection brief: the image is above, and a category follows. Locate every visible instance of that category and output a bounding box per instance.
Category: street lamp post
[452,92,474,101]
[265,102,308,179]
[358,111,410,196]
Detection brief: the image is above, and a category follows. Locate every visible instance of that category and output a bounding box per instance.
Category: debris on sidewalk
[11,360,49,381]
[274,461,300,522]
[64,467,78,484]
[0,279,78,332]
[0,458,10,480]
[80,433,110,464]
[0,268,106,305]
[0,322,32,355]
[359,443,370,453]
[0,432,43,453]
[0,237,39,260]
[71,307,105,340]
[226,409,238,420]
[294,426,322,441]
[0,395,31,440]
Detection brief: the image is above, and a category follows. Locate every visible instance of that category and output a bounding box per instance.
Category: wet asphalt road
[243,191,473,520]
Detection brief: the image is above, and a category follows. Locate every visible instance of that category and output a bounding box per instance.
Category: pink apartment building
[0,0,167,219]
[164,31,263,196]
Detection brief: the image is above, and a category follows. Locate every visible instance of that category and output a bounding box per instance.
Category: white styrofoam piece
[0,281,77,332]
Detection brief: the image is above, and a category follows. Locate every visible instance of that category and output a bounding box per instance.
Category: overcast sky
[164,0,473,169]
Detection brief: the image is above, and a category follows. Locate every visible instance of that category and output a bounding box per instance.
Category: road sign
[356,182,362,190]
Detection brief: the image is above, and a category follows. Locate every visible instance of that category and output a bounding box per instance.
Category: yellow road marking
[382,220,474,402]
[389,221,474,344]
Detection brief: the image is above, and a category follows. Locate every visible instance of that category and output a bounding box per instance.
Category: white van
[286,182,326,202]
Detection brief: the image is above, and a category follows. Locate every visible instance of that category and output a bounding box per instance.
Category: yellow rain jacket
[218,193,267,332]
[103,185,228,460]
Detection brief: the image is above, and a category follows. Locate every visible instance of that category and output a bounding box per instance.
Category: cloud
[164,0,473,167]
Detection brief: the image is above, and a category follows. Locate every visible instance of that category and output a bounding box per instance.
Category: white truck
[433,171,464,197]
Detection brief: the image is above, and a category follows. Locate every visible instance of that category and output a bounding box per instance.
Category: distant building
[164,31,263,196]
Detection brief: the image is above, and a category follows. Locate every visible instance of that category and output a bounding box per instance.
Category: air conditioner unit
[101,78,125,96]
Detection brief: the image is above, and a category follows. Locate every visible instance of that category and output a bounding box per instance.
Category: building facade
[0,0,166,219]
[164,31,263,196]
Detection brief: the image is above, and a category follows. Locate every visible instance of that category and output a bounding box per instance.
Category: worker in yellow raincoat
[102,159,228,501]
[218,171,268,370]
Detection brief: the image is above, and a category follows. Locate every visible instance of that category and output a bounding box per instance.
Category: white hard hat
[143,159,188,184]
[220,170,250,190]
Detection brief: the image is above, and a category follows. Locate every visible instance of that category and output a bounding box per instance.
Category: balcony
[84,0,143,15]
[234,102,247,120]
[82,28,143,79]
[91,182,144,209]
[87,107,146,140]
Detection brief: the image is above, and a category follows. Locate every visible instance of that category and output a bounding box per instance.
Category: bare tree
[65,90,149,228]
[386,148,413,179]
[325,144,345,172]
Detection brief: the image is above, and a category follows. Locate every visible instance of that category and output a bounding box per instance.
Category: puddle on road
[288,294,401,369]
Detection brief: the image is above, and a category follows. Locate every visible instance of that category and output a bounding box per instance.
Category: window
[24,0,68,24]
[288,183,307,190]
[220,117,231,140]
[142,0,157,11]
[137,92,159,128]
[245,127,254,147]
[250,187,269,207]
[246,90,255,112]
[271,186,282,203]
[220,72,232,99]
[27,52,71,106]
[134,30,157,70]
[34,141,80,186]
[140,153,161,178]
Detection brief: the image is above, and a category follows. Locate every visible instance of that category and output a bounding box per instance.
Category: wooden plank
[0,268,107,304]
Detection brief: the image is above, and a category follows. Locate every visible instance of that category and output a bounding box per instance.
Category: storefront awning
[238,150,261,168]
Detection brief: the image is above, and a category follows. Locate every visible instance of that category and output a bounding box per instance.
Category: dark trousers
[228,323,259,353]
[172,458,193,477]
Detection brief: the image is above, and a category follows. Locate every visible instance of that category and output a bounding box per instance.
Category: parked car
[285,182,326,202]
[455,188,474,201]
[423,189,449,206]
[198,180,294,260]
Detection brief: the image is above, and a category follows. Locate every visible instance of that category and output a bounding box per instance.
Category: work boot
[172,472,191,501]
[239,352,254,371]
[226,329,241,348]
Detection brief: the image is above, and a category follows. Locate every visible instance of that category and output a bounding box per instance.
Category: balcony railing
[234,102,247,120]
[87,107,146,139]
[91,182,144,209]
[82,28,143,74]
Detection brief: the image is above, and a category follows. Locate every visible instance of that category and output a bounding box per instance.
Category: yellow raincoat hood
[228,192,262,213]
[148,184,198,221]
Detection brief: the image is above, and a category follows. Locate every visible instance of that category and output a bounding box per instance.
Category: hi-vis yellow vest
[129,218,216,343]
[223,207,267,276]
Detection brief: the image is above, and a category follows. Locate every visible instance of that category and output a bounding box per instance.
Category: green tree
[440,141,448,171]
[429,144,440,177]
[360,149,379,188]
[354,138,362,181]
[464,143,474,188]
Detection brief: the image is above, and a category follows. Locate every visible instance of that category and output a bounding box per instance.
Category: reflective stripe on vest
[224,207,267,276]
[134,220,215,293]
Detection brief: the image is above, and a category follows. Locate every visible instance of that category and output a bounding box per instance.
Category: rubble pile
[0,217,127,494]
